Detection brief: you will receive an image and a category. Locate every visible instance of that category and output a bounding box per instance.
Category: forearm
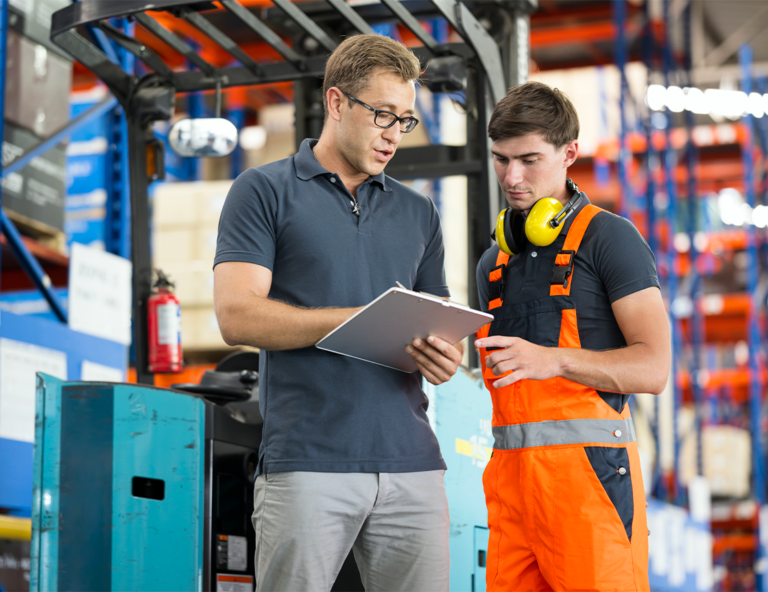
[555,343,668,395]
[216,293,359,350]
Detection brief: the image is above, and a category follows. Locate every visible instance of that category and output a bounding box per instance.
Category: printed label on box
[9,0,33,15]
[1,172,24,196]
[227,535,248,572]
[216,574,253,592]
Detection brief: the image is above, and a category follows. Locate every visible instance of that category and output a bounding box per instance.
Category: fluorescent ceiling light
[645,85,768,120]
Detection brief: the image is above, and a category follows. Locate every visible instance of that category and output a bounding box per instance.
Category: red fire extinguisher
[148,269,183,373]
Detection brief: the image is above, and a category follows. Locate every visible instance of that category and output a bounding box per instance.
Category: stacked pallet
[152,180,233,352]
[3,13,72,255]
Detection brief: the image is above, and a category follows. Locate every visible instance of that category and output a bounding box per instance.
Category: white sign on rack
[68,243,132,345]
[0,338,67,443]
[81,360,125,383]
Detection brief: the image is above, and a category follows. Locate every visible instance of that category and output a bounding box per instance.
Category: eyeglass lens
[374,111,417,133]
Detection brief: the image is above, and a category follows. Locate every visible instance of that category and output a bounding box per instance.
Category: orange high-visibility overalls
[478,204,649,592]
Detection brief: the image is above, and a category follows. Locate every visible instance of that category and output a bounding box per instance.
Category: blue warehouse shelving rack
[0,11,134,592]
[0,0,131,525]
[618,0,768,589]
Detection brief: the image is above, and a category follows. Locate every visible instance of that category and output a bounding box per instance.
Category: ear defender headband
[492,178,584,256]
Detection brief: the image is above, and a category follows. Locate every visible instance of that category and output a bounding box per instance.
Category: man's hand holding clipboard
[315,286,493,380]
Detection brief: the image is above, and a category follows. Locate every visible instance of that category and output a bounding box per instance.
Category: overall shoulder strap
[550,204,603,297]
[488,250,510,310]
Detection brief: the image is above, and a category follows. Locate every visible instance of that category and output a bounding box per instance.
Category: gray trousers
[251,470,450,592]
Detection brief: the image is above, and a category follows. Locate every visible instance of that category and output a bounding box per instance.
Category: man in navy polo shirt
[213,34,462,591]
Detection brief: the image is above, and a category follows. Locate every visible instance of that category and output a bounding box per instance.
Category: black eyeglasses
[344,93,420,134]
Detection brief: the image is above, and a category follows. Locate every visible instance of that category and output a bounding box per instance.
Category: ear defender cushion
[494,208,513,256]
[506,209,526,254]
[495,208,526,256]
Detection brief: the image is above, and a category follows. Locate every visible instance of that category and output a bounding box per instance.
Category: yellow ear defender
[492,178,583,256]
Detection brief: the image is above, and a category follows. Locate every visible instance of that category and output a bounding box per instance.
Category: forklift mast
[49,0,536,376]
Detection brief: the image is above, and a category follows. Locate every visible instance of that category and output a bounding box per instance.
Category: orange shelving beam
[713,533,757,555]
[127,364,216,387]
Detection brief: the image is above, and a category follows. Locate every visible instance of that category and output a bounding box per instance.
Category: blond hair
[322,34,421,115]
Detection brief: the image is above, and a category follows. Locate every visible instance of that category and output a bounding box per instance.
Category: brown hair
[322,34,421,115]
[488,81,579,147]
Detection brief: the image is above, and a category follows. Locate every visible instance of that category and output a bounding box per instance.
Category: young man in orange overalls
[474,81,671,591]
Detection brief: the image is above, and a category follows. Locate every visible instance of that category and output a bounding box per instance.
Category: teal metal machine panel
[428,369,493,592]
[111,386,206,591]
[31,376,206,591]
[32,374,63,592]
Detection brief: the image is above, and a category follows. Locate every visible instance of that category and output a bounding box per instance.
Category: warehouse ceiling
[691,0,768,84]
[66,0,768,94]
[531,0,768,85]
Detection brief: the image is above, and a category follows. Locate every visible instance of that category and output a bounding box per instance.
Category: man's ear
[562,140,579,169]
[326,87,345,123]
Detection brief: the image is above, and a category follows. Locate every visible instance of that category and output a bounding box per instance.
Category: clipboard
[315,287,493,373]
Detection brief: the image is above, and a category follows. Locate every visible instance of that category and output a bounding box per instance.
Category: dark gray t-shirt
[215,139,449,475]
[476,196,660,413]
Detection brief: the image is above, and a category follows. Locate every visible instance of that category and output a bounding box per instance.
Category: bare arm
[475,287,671,395]
[214,261,361,350]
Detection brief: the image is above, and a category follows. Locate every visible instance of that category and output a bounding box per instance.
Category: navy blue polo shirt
[214,138,449,475]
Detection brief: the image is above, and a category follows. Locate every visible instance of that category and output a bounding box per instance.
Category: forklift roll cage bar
[47,0,535,383]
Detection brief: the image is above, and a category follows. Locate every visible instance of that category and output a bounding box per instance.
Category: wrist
[554,347,574,378]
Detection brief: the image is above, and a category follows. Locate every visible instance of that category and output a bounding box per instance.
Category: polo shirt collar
[294,138,391,192]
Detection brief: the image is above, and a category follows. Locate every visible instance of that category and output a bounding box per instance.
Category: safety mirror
[168,117,239,158]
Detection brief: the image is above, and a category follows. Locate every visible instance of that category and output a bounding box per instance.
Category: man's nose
[381,124,403,144]
[505,162,524,187]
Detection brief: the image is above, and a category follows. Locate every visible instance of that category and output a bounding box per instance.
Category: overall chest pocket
[488,295,575,347]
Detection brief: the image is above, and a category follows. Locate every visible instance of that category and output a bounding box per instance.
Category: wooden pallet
[4,208,67,255]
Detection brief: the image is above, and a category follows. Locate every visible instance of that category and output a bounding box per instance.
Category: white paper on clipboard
[315,287,493,373]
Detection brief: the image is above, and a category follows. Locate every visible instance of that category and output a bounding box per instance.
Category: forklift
[30,0,536,589]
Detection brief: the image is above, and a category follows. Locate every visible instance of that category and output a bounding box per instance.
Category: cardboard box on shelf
[197,189,229,229]
[153,180,233,230]
[152,183,199,228]
[680,424,751,498]
[6,29,73,137]
[9,0,72,59]
[200,153,232,181]
[197,227,218,264]
[153,228,197,265]
[242,130,295,171]
[2,121,66,233]
[153,230,222,267]
[181,306,227,350]
[162,264,214,308]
